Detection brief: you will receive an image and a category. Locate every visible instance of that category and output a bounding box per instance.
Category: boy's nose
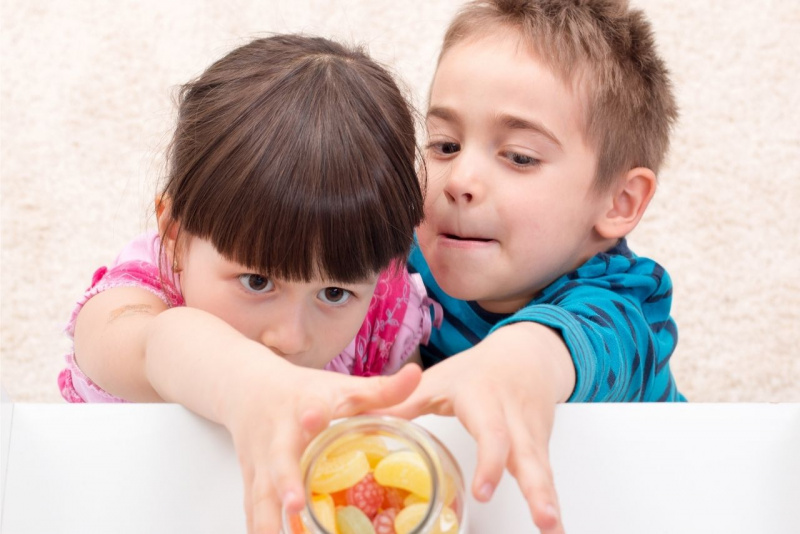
[443,150,482,204]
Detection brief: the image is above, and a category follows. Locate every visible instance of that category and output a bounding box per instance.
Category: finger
[506,415,562,533]
[266,420,307,516]
[453,393,511,503]
[333,363,422,416]
[250,468,282,534]
[509,450,562,533]
[241,464,255,534]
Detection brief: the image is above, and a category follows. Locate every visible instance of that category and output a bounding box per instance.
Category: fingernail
[478,483,494,501]
[546,504,559,520]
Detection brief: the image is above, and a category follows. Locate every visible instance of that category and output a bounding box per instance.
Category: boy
[393,1,685,532]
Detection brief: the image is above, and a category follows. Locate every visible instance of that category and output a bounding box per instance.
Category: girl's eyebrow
[427,105,460,125]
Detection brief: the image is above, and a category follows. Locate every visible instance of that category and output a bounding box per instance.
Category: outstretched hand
[382,323,575,534]
[220,360,422,534]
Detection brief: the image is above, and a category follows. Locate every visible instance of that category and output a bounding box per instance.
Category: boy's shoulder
[539,239,673,310]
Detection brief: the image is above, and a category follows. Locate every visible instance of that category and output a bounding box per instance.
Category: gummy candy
[373,450,432,499]
[311,449,371,494]
[328,434,390,468]
[372,508,398,534]
[382,487,408,511]
[336,505,376,534]
[346,473,385,518]
[310,493,336,533]
[393,503,459,534]
[298,427,462,534]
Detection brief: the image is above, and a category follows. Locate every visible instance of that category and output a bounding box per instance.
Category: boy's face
[418,32,614,313]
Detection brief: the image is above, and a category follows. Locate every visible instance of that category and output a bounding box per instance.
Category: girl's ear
[155,194,181,264]
[595,167,657,240]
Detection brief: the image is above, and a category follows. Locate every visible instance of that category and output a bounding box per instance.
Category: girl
[58,34,436,533]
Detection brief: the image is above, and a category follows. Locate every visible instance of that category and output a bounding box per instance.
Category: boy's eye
[318,287,352,305]
[238,274,274,293]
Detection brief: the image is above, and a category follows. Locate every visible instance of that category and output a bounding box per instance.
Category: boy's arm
[495,284,680,403]
[386,321,573,534]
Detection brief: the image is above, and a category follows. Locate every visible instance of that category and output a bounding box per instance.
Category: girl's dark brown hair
[162,34,423,283]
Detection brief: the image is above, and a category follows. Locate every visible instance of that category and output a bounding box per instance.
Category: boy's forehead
[428,30,598,162]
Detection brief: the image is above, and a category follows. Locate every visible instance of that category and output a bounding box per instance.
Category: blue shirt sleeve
[490,260,683,402]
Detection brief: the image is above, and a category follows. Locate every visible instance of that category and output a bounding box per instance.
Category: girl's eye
[318,287,352,305]
[238,274,274,294]
[504,151,539,167]
[440,142,460,155]
[428,141,461,156]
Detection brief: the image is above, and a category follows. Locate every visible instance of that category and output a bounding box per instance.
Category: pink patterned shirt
[58,232,441,403]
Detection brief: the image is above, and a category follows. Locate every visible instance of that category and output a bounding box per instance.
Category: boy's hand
[384,322,575,534]
[220,360,422,534]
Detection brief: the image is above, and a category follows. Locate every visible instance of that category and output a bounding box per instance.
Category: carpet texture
[2,0,799,402]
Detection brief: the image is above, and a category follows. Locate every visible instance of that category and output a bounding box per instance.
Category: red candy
[373,508,398,534]
[345,472,385,519]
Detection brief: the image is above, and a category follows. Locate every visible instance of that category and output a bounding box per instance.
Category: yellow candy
[374,450,432,499]
[327,434,389,468]
[335,505,376,534]
[394,503,459,534]
[310,449,370,494]
[403,493,427,507]
[310,493,337,534]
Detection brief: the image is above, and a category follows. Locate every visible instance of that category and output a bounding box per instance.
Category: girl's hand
[219,359,422,534]
[382,323,575,534]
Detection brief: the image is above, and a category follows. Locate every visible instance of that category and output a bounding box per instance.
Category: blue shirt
[408,239,685,402]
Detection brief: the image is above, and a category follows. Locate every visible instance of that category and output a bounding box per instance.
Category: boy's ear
[595,167,657,240]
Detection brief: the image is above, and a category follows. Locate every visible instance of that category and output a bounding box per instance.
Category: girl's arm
[72,285,422,533]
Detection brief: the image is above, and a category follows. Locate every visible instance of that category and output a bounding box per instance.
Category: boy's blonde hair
[440,0,678,190]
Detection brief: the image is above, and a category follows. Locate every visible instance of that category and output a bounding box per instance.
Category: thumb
[333,364,422,418]
[375,366,454,419]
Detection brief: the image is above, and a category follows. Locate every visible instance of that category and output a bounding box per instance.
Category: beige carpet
[2,0,799,403]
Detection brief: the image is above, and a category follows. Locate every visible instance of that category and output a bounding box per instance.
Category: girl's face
[175,236,378,369]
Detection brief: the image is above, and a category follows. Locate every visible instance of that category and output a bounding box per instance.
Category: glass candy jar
[283,415,467,534]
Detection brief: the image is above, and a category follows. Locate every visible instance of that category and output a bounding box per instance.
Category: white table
[1,402,798,533]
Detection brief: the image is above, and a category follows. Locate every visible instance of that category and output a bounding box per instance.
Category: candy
[328,434,390,468]
[288,513,307,534]
[372,508,398,534]
[310,449,371,494]
[346,473,385,518]
[295,428,462,534]
[382,487,408,511]
[373,451,432,499]
[336,505,377,534]
[393,503,459,534]
[310,493,337,533]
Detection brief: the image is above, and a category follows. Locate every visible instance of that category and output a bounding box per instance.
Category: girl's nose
[259,312,311,357]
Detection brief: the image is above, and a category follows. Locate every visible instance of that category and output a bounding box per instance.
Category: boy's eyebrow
[498,114,563,149]
[427,106,563,149]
